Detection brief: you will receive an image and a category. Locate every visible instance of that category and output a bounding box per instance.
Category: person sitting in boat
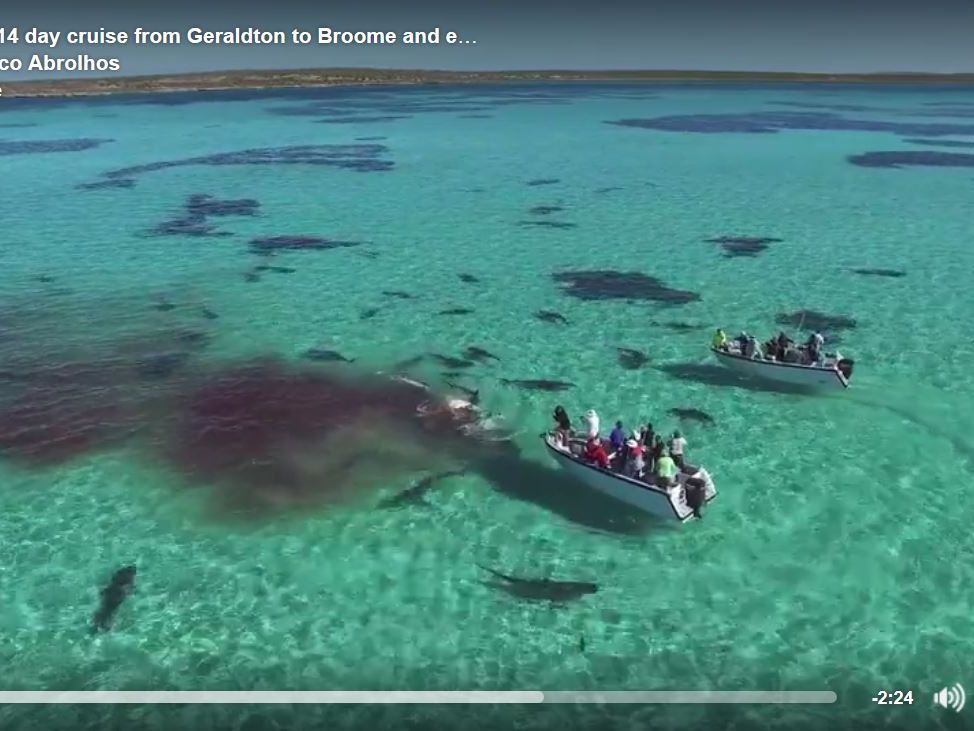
[776,331,792,354]
[712,328,728,351]
[584,436,610,469]
[624,438,646,478]
[583,409,600,440]
[654,448,679,487]
[669,430,688,468]
[736,331,749,352]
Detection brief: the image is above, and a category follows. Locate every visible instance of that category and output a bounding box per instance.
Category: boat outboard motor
[685,476,707,519]
[837,358,855,380]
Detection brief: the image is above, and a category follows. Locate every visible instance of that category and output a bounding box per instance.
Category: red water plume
[0,322,214,466]
[161,360,451,511]
[0,360,138,465]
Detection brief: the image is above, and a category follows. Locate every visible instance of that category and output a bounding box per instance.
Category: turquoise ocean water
[0,82,973,731]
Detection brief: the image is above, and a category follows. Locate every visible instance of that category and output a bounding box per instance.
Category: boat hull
[542,435,716,522]
[711,347,849,390]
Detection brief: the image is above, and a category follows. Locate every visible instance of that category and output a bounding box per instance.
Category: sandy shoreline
[3,68,974,99]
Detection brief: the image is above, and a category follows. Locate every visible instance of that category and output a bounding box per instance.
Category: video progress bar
[0,691,837,704]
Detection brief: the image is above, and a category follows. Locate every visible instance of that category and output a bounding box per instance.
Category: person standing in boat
[655,449,678,487]
[669,430,688,468]
[639,422,655,445]
[583,409,600,440]
[650,434,665,472]
[609,420,627,471]
[552,406,572,448]
[609,420,626,452]
[624,438,646,478]
[807,331,825,364]
[712,328,728,351]
[639,423,656,467]
[743,334,763,360]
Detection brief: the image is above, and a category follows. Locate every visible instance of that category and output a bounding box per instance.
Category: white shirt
[670,437,687,456]
[584,411,600,439]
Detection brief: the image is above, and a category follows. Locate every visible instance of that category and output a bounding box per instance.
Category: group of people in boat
[713,328,827,366]
[551,406,689,487]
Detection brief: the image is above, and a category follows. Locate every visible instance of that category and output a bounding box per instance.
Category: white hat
[626,438,639,448]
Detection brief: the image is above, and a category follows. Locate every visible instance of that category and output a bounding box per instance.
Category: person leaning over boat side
[712,328,728,351]
[655,449,678,487]
[669,430,687,468]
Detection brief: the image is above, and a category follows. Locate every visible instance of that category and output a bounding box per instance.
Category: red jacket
[585,439,609,469]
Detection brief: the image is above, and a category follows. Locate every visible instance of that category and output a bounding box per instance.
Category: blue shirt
[609,427,626,451]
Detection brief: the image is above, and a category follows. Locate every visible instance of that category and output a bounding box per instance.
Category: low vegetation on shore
[5,67,974,98]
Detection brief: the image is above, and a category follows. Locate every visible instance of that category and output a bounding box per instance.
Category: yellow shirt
[656,455,677,479]
[712,331,727,348]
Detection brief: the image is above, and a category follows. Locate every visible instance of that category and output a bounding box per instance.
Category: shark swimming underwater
[477,565,598,603]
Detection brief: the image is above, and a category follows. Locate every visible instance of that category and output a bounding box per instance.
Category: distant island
[5,68,974,98]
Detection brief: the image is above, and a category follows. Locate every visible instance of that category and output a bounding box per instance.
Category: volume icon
[934,684,966,712]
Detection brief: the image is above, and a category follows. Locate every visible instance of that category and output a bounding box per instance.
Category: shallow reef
[248,236,363,254]
[847,151,974,168]
[606,111,974,137]
[0,138,113,155]
[85,144,394,188]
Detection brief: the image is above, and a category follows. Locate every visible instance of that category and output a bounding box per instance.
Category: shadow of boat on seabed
[658,361,974,472]
[655,361,817,396]
[469,446,657,536]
